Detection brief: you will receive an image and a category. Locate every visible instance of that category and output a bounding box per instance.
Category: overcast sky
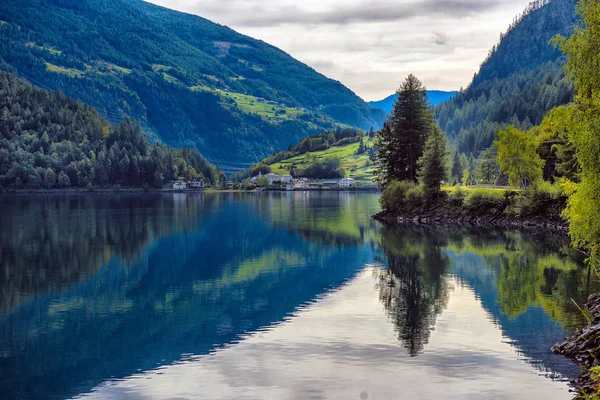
[147,0,532,101]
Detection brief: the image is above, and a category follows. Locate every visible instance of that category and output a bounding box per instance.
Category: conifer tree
[451,151,463,185]
[376,74,432,187]
[418,125,448,200]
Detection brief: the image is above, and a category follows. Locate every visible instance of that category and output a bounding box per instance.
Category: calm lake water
[0,192,594,399]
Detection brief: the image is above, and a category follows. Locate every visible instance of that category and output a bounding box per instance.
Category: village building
[323,180,339,188]
[190,177,205,189]
[266,173,282,185]
[172,180,186,190]
[286,184,295,191]
[281,175,293,183]
[338,178,355,188]
[294,178,310,189]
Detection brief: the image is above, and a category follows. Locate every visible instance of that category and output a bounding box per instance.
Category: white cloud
[146,0,531,100]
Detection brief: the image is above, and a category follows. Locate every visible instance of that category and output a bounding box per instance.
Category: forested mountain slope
[435,0,578,155]
[0,70,221,189]
[0,0,385,167]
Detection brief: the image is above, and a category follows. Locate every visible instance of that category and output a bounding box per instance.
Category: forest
[437,0,578,162]
[0,70,222,189]
[0,0,384,164]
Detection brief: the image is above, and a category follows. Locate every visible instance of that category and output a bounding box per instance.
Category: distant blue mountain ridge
[369,90,457,114]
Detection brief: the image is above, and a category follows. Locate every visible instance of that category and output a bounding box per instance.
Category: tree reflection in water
[375,226,451,356]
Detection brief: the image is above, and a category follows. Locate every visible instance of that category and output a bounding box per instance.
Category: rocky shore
[553,294,600,398]
[373,207,568,232]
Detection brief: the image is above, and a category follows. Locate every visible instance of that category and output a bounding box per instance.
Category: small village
[170,172,377,191]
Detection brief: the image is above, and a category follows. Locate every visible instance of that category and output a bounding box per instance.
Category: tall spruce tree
[451,151,463,184]
[376,74,432,187]
[418,125,448,200]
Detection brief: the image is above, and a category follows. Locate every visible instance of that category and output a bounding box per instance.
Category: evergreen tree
[418,125,448,200]
[376,74,432,187]
[451,151,463,185]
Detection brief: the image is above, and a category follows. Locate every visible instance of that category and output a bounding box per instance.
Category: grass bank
[375,182,567,231]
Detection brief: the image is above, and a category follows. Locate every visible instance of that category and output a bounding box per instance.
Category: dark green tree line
[0,70,221,189]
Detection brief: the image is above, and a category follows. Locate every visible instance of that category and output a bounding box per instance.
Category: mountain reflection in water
[0,192,593,399]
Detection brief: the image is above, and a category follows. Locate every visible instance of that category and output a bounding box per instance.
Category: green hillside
[435,0,577,155]
[0,70,221,189]
[264,135,377,184]
[0,0,385,168]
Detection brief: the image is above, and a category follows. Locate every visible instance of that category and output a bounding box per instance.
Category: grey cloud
[433,31,449,46]
[196,0,506,27]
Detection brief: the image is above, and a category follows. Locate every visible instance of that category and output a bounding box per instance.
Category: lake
[0,192,592,399]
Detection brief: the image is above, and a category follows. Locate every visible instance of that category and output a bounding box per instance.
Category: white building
[172,180,186,190]
[281,175,293,183]
[266,173,281,185]
[338,178,355,188]
[286,184,295,191]
[190,177,205,189]
[294,178,309,188]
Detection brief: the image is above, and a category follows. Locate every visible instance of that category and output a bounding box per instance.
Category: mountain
[0,0,385,169]
[435,0,577,155]
[0,70,221,189]
[369,90,457,114]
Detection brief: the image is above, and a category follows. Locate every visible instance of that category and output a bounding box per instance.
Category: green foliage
[553,0,600,262]
[295,157,345,179]
[461,168,470,186]
[379,181,418,213]
[528,105,581,181]
[376,74,433,187]
[464,188,509,215]
[418,125,448,200]
[246,131,375,184]
[256,175,268,187]
[508,181,563,215]
[495,126,545,187]
[450,151,462,184]
[0,70,220,189]
[447,186,467,207]
[379,181,426,212]
[435,0,577,156]
[472,147,500,185]
[0,0,384,162]
[249,163,271,177]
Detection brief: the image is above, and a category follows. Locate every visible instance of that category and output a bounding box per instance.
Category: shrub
[447,186,467,208]
[405,184,426,209]
[380,181,419,213]
[464,188,508,215]
[510,181,563,215]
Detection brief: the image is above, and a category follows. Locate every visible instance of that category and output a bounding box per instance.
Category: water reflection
[0,192,595,399]
[375,227,451,356]
[0,193,209,313]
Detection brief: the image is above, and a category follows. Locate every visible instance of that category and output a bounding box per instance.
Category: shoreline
[553,294,600,398]
[0,187,381,195]
[373,208,569,233]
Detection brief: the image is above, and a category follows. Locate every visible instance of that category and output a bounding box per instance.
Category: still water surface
[0,192,594,399]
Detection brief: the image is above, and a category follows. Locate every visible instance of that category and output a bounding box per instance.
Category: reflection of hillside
[254,191,382,246]
[375,225,594,378]
[0,193,209,313]
[445,230,592,328]
[0,195,375,400]
[375,227,451,356]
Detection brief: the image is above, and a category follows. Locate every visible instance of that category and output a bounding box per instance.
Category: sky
[147,0,533,101]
